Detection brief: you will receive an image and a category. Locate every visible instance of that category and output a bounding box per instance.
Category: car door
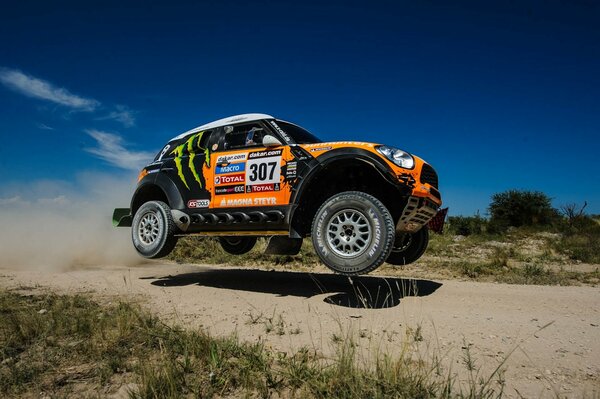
[161,129,215,210]
[209,122,287,209]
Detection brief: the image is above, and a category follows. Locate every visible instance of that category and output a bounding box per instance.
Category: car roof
[170,113,274,141]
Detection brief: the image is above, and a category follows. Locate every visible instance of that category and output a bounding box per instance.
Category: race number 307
[246,156,280,185]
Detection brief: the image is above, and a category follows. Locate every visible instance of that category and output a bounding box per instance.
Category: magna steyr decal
[170,131,211,190]
[219,197,277,207]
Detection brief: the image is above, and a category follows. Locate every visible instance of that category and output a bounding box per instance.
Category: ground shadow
[146,268,442,309]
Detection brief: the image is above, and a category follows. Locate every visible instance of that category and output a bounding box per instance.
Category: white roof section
[170,113,274,141]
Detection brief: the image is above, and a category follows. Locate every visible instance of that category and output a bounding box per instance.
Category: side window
[222,123,266,150]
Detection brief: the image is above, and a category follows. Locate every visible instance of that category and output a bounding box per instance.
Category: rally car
[113,113,442,275]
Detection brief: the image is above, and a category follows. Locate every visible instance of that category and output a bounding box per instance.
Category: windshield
[275,120,321,144]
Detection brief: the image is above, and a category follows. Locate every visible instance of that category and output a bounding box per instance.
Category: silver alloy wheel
[326,209,372,258]
[138,211,161,245]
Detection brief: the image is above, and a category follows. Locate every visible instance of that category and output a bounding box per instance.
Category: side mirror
[262,134,282,147]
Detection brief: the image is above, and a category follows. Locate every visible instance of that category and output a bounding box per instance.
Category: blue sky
[1,0,598,215]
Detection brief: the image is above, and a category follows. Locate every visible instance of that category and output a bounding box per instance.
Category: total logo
[187,199,210,209]
[215,173,245,185]
[246,183,280,193]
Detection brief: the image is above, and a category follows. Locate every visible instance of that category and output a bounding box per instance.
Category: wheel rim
[326,209,372,258]
[137,210,161,245]
[391,234,412,253]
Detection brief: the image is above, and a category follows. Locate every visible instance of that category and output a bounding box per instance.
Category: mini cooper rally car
[113,113,442,275]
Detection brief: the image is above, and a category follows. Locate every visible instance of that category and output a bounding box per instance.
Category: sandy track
[1,262,599,398]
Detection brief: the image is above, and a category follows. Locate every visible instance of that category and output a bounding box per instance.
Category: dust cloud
[0,172,146,270]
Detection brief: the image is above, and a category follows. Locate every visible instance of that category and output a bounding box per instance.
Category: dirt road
[1,262,599,398]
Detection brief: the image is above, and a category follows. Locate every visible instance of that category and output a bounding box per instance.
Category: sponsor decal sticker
[215,173,245,185]
[268,120,292,143]
[246,183,280,193]
[246,150,281,186]
[309,146,332,152]
[285,161,297,179]
[215,184,246,195]
[216,152,247,164]
[216,162,246,174]
[304,141,373,147]
[187,199,210,208]
[158,144,171,161]
[219,197,277,207]
[253,197,277,206]
[170,131,211,190]
[248,149,283,159]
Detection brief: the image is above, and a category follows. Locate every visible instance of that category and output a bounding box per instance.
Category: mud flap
[265,236,303,255]
[113,208,132,227]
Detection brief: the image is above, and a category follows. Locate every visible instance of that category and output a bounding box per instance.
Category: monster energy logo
[170,131,211,190]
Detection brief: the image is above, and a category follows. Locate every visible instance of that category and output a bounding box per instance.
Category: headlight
[376,145,415,169]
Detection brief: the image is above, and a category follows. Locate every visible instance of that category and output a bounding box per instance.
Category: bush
[447,215,487,236]
[554,215,600,263]
[488,190,559,232]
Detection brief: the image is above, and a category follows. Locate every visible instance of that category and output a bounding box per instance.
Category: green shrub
[447,215,488,236]
[554,215,600,263]
[488,190,560,233]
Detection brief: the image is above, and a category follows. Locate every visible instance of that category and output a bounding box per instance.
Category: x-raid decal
[170,131,211,190]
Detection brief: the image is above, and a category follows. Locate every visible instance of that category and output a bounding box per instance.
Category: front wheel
[311,191,395,275]
[385,226,429,266]
[219,236,257,255]
[131,201,178,258]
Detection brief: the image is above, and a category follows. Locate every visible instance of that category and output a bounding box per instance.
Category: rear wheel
[385,226,429,265]
[311,191,395,275]
[131,201,178,258]
[219,236,257,255]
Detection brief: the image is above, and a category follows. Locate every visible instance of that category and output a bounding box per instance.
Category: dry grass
[411,229,599,286]
[0,289,507,398]
[169,229,599,287]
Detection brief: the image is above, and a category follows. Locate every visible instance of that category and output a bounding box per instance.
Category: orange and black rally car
[113,113,442,275]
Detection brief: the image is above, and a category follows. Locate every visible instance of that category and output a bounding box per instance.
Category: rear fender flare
[130,173,185,215]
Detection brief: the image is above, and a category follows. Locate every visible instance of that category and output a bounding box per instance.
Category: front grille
[420,164,438,188]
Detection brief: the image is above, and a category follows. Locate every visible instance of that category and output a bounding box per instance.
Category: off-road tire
[131,201,178,258]
[311,191,395,275]
[385,226,429,266]
[219,236,257,255]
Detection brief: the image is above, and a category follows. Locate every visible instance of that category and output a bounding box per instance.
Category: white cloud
[96,104,136,127]
[0,196,22,206]
[84,129,154,171]
[0,67,100,111]
[36,122,55,130]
